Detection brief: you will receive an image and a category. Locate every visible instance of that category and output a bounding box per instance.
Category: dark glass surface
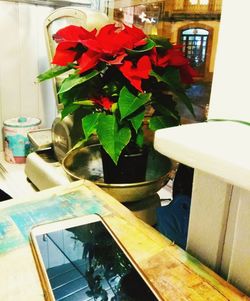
[36,220,158,301]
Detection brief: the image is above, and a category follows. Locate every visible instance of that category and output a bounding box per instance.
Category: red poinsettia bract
[52,23,148,73]
[53,25,97,43]
[119,56,152,92]
[52,42,79,66]
[77,50,101,74]
[150,45,189,68]
[150,45,197,83]
[92,96,114,111]
[52,25,96,66]
[179,64,198,84]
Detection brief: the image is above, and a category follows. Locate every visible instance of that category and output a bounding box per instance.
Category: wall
[0,1,56,151]
[188,0,250,294]
[208,0,250,121]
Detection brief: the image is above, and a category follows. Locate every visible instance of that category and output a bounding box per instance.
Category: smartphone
[30,214,160,301]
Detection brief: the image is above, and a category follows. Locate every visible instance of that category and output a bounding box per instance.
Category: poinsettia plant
[38,23,196,164]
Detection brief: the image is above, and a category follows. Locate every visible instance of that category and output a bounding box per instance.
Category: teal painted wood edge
[0,189,109,255]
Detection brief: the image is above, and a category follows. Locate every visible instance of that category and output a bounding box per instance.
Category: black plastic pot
[100,145,148,184]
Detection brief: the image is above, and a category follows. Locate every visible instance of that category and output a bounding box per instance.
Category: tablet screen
[34,219,158,301]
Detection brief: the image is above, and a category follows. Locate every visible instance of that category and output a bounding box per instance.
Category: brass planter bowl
[62,144,171,203]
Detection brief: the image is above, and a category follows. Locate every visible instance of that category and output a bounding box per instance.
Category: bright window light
[189,0,209,4]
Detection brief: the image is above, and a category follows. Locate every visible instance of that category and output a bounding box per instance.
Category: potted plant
[37,23,196,183]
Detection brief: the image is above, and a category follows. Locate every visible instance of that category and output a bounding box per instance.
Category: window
[189,0,209,5]
[181,28,209,76]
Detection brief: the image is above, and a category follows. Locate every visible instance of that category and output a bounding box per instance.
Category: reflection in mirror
[114,0,223,124]
[35,221,158,300]
[0,0,223,151]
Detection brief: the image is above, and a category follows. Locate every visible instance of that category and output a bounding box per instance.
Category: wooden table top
[0,180,248,300]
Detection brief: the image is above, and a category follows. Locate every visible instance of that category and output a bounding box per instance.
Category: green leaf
[58,87,78,106]
[126,38,155,54]
[135,128,144,147]
[58,69,100,94]
[74,100,94,106]
[82,113,102,140]
[153,102,179,121]
[151,69,195,117]
[149,115,179,131]
[37,64,74,82]
[96,115,131,164]
[118,87,151,120]
[148,35,173,49]
[164,67,182,86]
[129,110,145,133]
[151,67,180,87]
[175,90,195,117]
[61,103,80,119]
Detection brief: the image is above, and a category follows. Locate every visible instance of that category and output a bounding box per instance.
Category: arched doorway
[178,24,213,80]
[181,28,209,76]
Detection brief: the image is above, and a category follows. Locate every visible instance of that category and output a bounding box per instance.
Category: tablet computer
[30,214,160,301]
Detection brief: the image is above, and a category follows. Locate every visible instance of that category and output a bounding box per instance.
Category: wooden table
[0,180,248,300]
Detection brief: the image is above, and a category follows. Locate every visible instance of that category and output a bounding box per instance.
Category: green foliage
[129,109,145,133]
[61,103,80,119]
[135,128,144,147]
[82,113,101,140]
[126,38,155,54]
[149,115,179,131]
[36,64,74,82]
[149,35,173,49]
[58,69,101,94]
[118,87,151,120]
[37,23,196,164]
[151,69,195,117]
[96,115,131,164]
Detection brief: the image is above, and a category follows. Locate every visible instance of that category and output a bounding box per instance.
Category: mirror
[113,0,223,123]
[0,0,223,147]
